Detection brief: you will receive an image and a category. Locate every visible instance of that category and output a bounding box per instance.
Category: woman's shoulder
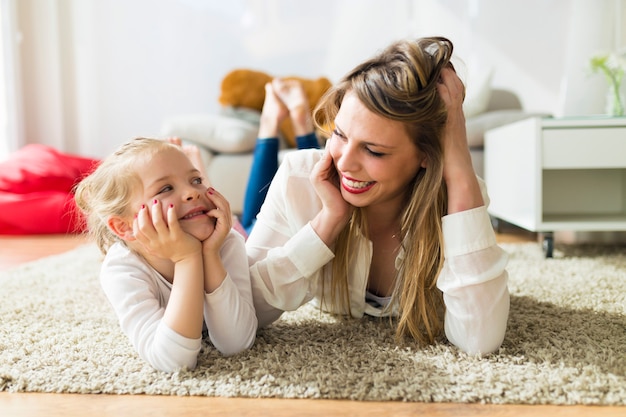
[281,148,324,175]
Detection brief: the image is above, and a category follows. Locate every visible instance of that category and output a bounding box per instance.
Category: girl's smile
[132,147,217,241]
[179,207,210,221]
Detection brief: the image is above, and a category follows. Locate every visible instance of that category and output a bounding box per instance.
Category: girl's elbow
[214,324,257,356]
[151,356,198,373]
[217,336,256,356]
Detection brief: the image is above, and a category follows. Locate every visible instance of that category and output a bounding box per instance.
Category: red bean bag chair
[0,144,99,234]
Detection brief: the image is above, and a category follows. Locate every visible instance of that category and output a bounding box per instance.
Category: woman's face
[130,146,216,241]
[328,91,426,212]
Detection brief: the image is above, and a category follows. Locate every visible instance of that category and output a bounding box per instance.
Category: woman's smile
[330,91,423,208]
[341,175,376,194]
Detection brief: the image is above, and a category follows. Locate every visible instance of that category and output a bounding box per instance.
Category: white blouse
[246,149,509,355]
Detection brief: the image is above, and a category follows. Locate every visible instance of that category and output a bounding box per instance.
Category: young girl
[75,138,257,372]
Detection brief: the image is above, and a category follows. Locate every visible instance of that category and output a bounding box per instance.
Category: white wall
[11,0,626,159]
[411,0,625,116]
[0,0,22,162]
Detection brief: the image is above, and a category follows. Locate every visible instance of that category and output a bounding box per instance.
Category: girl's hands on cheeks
[200,187,231,294]
[309,145,353,246]
[437,66,483,213]
[201,187,232,255]
[133,199,201,263]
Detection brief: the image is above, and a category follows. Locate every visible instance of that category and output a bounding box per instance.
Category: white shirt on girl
[100,229,257,372]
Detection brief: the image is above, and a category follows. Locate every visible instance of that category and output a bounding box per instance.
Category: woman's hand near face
[133,199,202,263]
[201,187,231,293]
[437,67,484,214]
[309,145,354,246]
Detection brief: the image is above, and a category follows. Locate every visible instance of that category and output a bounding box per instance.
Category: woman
[245,36,509,355]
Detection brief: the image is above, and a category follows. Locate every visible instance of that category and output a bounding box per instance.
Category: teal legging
[241,132,319,234]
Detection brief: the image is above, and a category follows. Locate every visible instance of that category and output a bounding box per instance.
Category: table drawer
[542,127,626,168]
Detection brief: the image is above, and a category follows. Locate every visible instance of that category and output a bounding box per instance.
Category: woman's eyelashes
[332,128,345,139]
[366,148,385,157]
[333,128,386,157]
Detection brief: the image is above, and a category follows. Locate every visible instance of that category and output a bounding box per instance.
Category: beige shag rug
[0,242,624,405]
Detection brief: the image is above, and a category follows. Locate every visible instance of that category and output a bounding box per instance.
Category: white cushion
[206,153,254,214]
[463,68,494,118]
[207,149,296,215]
[465,110,553,147]
[466,110,536,147]
[161,113,259,153]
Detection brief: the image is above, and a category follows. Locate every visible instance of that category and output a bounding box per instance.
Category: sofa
[161,88,544,215]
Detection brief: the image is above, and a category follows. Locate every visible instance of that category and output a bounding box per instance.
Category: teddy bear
[218,68,333,147]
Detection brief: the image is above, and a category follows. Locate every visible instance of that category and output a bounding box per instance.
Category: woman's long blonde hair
[74,138,176,255]
[313,37,458,345]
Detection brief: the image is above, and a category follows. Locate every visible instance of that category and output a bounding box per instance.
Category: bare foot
[166,136,182,147]
[272,79,313,136]
[258,82,289,139]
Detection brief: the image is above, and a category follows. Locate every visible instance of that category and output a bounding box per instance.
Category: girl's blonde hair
[74,138,177,255]
[313,36,458,345]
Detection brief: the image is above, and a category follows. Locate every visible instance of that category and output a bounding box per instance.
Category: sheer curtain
[0,0,23,162]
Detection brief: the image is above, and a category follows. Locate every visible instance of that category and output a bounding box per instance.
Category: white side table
[484,116,626,256]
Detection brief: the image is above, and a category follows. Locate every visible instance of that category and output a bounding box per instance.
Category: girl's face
[328,91,426,213]
[130,146,216,241]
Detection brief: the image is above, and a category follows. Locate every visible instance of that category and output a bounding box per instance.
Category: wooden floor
[0,227,622,417]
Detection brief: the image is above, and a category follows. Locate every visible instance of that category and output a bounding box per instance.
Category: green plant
[589,52,626,116]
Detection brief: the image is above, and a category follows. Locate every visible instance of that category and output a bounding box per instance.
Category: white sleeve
[437,184,510,355]
[246,151,335,327]
[100,247,201,372]
[203,230,258,355]
[249,222,334,311]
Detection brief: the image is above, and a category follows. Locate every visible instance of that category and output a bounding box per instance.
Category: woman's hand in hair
[437,67,484,214]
